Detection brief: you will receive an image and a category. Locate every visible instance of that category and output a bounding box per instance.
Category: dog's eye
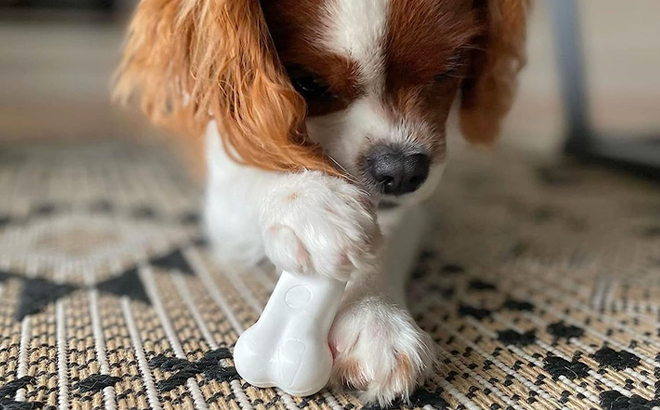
[291,74,335,101]
[431,72,455,86]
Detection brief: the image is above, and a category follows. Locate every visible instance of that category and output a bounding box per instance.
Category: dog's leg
[204,126,431,405]
[329,206,435,406]
[380,206,428,308]
[204,123,380,280]
[203,124,270,267]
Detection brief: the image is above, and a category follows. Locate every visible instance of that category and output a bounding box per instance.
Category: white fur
[204,124,434,405]
[260,171,379,281]
[203,0,443,404]
[203,122,265,267]
[308,0,446,205]
[204,123,380,282]
[321,0,388,87]
[329,206,435,406]
[306,98,445,205]
[329,295,434,405]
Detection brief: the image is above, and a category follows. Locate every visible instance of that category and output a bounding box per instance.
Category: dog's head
[115,0,529,204]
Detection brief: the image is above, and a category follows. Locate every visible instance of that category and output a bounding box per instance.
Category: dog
[114,0,530,404]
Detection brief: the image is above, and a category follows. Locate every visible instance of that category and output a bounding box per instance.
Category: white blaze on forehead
[311,0,436,159]
[310,0,445,198]
[322,0,389,87]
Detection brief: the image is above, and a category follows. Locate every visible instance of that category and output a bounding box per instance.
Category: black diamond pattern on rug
[149,348,237,392]
[501,298,535,312]
[149,249,195,275]
[16,278,78,321]
[7,266,152,320]
[364,388,450,410]
[599,391,659,410]
[73,375,122,394]
[458,304,492,320]
[31,203,58,216]
[131,205,157,219]
[593,347,641,371]
[0,376,42,409]
[543,355,590,380]
[179,212,200,226]
[88,199,113,213]
[0,269,19,283]
[97,267,150,305]
[497,329,537,347]
[0,216,13,227]
[547,321,585,340]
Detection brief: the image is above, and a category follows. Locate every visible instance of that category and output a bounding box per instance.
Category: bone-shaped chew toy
[234,271,347,396]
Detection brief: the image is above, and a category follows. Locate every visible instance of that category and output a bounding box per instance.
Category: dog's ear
[459,0,531,144]
[114,0,338,176]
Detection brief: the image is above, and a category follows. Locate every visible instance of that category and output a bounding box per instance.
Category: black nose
[365,145,430,195]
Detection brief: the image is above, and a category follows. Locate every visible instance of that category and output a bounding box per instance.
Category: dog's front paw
[260,171,380,281]
[329,296,434,406]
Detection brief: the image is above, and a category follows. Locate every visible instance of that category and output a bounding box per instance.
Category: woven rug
[1,139,659,410]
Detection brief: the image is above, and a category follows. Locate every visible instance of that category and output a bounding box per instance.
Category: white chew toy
[234,271,347,396]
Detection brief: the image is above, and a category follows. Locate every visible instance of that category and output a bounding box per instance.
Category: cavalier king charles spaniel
[115,0,530,404]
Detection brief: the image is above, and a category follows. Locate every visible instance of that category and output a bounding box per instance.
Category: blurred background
[0,0,658,158]
[0,0,659,172]
[0,0,148,145]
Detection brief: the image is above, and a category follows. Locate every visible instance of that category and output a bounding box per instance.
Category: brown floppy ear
[114,0,339,176]
[460,0,531,144]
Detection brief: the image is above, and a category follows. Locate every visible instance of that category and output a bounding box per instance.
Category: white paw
[329,296,435,406]
[260,171,380,281]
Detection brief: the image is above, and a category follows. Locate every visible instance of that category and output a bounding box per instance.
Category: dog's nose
[365,145,430,195]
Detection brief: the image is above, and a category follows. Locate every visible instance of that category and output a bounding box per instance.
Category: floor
[1,137,659,410]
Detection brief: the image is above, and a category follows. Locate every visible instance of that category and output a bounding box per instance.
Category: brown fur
[392,353,414,386]
[263,0,362,117]
[333,358,368,390]
[114,0,529,175]
[386,0,530,149]
[113,0,341,177]
[385,0,484,160]
[386,0,481,86]
[460,0,531,144]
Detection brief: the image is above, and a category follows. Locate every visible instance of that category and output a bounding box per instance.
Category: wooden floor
[0,1,658,155]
